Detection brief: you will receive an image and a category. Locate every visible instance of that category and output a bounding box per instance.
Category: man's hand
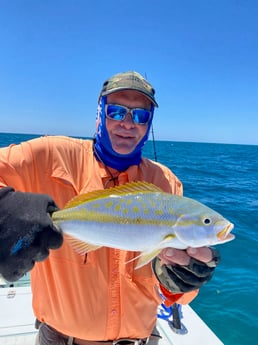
[0,187,63,282]
[152,247,220,293]
[159,247,214,266]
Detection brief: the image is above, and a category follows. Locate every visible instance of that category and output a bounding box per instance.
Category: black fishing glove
[0,187,63,282]
[152,248,220,293]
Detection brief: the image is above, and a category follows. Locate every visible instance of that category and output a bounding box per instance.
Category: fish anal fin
[64,234,101,255]
[135,249,162,269]
[128,234,176,269]
[134,234,177,269]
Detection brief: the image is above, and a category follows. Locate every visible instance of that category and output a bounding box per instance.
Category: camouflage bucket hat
[99,71,158,107]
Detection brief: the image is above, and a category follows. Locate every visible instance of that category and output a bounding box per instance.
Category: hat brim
[101,87,158,107]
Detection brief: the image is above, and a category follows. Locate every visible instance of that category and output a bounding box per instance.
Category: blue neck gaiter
[94,96,153,171]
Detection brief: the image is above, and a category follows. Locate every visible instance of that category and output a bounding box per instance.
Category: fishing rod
[144,72,158,162]
[151,124,158,162]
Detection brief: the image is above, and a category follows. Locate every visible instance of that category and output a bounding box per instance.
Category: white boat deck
[0,276,223,345]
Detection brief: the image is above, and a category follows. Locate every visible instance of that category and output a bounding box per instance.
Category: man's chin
[112,143,136,155]
[113,148,135,155]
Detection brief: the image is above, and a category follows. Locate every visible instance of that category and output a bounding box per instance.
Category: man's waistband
[67,337,148,345]
[37,321,148,345]
[70,339,148,345]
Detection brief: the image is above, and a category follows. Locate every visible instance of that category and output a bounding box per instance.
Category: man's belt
[70,338,148,345]
[37,321,148,345]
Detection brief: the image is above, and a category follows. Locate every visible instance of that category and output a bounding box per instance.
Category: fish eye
[203,217,211,225]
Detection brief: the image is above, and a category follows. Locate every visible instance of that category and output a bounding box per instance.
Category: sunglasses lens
[132,109,151,124]
[106,105,127,121]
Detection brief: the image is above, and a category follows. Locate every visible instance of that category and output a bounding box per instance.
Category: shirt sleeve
[159,284,199,306]
[0,136,51,191]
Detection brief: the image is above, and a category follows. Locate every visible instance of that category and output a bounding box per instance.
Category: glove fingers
[168,263,213,289]
[173,258,214,280]
[1,226,62,282]
[0,254,35,281]
[37,225,63,250]
[46,201,59,215]
[0,240,52,281]
[155,265,198,293]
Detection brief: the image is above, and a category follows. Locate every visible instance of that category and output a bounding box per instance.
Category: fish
[52,181,235,268]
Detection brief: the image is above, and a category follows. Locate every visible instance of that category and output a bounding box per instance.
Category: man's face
[106,90,152,155]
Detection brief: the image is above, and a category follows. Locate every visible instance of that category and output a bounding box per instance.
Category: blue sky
[0,0,257,145]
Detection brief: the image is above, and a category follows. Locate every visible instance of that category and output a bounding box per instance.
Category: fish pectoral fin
[64,234,102,255]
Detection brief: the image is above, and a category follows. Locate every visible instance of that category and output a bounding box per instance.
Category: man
[0,71,219,345]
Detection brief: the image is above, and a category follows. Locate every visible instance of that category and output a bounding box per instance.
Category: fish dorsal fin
[64,181,163,209]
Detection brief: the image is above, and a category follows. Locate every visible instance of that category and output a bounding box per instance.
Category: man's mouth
[114,133,135,140]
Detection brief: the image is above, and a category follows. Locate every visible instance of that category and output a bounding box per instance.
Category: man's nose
[121,112,135,127]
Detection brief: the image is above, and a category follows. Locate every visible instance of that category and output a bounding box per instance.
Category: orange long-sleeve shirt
[0,136,196,340]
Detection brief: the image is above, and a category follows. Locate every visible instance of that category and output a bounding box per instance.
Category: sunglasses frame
[105,103,152,125]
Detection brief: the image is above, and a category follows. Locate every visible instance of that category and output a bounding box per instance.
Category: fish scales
[74,192,180,224]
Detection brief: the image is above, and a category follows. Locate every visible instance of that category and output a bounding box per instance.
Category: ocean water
[144,140,258,345]
[0,133,257,345]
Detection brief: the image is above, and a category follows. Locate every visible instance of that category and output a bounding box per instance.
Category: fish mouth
[217,223,234,241]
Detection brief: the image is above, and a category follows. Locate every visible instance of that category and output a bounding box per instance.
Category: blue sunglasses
[105,104,152,125]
